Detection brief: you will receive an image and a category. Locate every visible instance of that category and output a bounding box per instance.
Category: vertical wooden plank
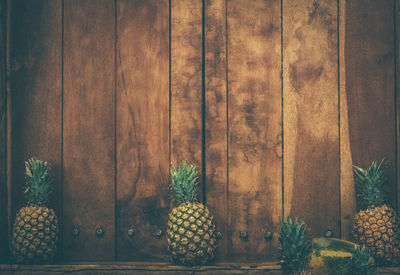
[0,0,8,263]
[339,0,356,240]
[205,0,228,261]
[397,0,400,214]
[9,0,62,254]
[345,0,396,210]
[63,0,115,261]
[283,0,340,237]
[116,0,170,261]
[171,0,203,176]
[227,0,282,261]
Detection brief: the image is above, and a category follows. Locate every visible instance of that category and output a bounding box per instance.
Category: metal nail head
[239,231,248,239]
[127,228,135,237]
[154,228,163,238]
[324,230,333,238]
[72,226,80,237]
[264,231,273,241]
[96,227,105,238]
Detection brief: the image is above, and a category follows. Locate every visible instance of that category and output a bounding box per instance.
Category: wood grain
[8,0,62,256]
[227,0,282,261]
[170,0,203,181]
[339,0,355,241]
[345,0,396,210]
[0,262,282,274]
[283,0,340,237]
[204,0,228,261]
[116,0,169,261]
[63,0,115,261]
[0,0,7,263]
[0,263,399,275]
[397,0,400,214]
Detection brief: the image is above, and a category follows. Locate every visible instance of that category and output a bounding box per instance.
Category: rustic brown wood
[116,0,170,261]
[379,267,400,275]
[345,0,396,210]
[283,0,340,237]
[204,0,228,261]
[0,0,7,264]
[339,0,355,240]
[63,0,115,261]
[227,0,282,261]
[0,262,282,274]
[8,0,62,258]
[397,0,400,215]
[4,0,399,264]
[170,0,203,179]
[0,263,398,274]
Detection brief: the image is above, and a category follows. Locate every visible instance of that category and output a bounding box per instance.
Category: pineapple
[167,161,216,266]
[352,159,400,265]
[11,158,59,264]
[279,217,312,275]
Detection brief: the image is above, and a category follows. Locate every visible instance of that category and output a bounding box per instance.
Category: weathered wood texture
[3,0,400,264]
[9,0,63,259]
[397,0,400,215]
[170,0,203,180]
[116,0,170,261]
[63,0,115,261]
[346,0,397,210]
[0,263,399,275]
[204,0,228,261]
[339,0,356,240]
[227,0,282,261]
[283,0,340,237]
[0,0,7,264]
[0,262,282,274]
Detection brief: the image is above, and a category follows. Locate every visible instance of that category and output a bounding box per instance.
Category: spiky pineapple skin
[11,205,59,264]
[167,202,216,266]
[352,204,400,265]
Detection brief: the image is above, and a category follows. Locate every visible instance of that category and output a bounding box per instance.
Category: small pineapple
[166,161,216,266]
[279,217,312,275]
[10,158,59,264]
[352,159,400,265]
[348,244,376,275]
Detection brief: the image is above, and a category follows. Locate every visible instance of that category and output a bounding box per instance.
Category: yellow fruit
[11,205,58,264]
[167,202,216,266]
[353,204,400,265]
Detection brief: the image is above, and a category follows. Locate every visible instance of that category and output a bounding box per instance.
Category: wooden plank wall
[63,0,116,261]
[339,0,355,241]
[204,0,228,262]
[227,0,282,261]
[116,0,170,261]
[3,0,399,264]
[170,0,203,186]
[346,0,397,212]
[0,0,7,264]
[283,0,340,238]
[8,0,63,261]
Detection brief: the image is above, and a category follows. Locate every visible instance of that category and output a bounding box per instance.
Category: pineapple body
[167,202,216,266]
[11,205,59,264]
[353,204,400,265]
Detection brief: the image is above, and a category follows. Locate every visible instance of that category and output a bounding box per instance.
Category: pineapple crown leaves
[348,244,376,275]
[24,157,54,206]
[353,159,387,210]
[170,161,200,205]
[278,216,312,274]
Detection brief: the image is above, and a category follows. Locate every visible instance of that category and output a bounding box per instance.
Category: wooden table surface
[1,263,400,275]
